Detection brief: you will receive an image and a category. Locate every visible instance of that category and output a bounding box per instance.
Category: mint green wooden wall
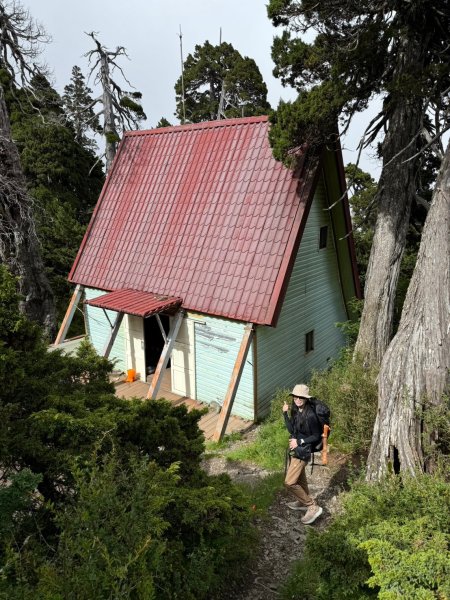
[84,287,127,372]
[255,174,348,418]
[194,315,254,420]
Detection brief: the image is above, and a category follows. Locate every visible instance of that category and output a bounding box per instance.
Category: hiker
[282,384,323,524]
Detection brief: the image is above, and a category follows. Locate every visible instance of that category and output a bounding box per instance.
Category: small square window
[319,225,328,249]
[305,330,314,353]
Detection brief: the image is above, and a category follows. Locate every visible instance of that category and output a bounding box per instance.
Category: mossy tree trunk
[366,140,450,480]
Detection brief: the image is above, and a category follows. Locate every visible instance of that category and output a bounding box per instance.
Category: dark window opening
[319,225,328,249]
[305,330,314,353]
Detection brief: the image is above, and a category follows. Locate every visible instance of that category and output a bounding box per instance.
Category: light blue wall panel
[256,174,348,418]
[194,315,254,420]
[84,287,127,372]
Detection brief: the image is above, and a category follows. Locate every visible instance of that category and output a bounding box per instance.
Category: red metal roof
[69,116,320,325]
[85,289,182,318]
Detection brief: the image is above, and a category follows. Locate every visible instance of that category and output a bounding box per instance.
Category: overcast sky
[26,0,381,177]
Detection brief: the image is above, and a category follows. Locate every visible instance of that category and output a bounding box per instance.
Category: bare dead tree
[0,1,55,336]
[84,32,146,171]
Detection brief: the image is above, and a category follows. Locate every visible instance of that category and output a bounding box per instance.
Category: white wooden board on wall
[171,316,196,398]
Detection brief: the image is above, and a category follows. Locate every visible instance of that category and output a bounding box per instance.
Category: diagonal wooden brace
[147,309,185,400]
[54,284,83,346]
[212,323,254,442]
[103,312,124,358]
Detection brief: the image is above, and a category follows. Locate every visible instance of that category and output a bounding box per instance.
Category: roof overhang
[85,289,182,318]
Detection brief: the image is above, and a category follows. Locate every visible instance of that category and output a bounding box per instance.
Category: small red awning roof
[85,289,182,318]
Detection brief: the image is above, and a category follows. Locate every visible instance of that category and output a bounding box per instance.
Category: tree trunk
[100,54,119,172]
[366,140,450,481]
[0,86,56,337]
[354,37,425,365]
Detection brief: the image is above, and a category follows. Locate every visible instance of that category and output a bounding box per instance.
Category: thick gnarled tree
[366,141,450,478]
[0,1,55,336]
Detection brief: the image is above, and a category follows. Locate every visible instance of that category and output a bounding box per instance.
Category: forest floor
[201,427,351,600]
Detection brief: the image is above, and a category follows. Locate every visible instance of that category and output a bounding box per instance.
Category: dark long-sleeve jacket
[283,402,322,447]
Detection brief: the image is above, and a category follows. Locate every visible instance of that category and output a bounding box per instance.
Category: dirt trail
[202,430,349,600]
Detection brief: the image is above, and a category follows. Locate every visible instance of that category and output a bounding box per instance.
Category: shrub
[309,350,378,453]
[0,451,255,600]
[281,472,450,600]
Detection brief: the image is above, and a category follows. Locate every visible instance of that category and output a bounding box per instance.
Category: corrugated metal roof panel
[85,289,182,318]
[69,116,318,325]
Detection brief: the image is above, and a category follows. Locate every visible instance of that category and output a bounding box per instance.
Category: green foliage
[336,297,363,345]
[268,1,450,160]
[0,273,255,598]
[236,472,285,515]
[62,65,100,150]
[175,40,270,123]
[228,389,290,470]
[421,395,450,473]
[105,130,121,144]
[119,95,146,117]
[156,116,172,128]
[36,451,172,600]
[281,473,450,600]
[5,74,104,325]
[345,164,378,289]
[0,470,42,537]
[309,350,378,453]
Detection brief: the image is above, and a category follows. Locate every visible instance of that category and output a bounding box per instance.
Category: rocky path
[202,431,349,600]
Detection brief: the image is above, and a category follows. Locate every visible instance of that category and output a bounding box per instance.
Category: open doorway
[144,314,170,380]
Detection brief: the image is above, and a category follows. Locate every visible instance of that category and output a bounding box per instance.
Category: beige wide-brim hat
[290,384,312,398]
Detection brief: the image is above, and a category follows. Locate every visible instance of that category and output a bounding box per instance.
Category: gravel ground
[201,429,350,600]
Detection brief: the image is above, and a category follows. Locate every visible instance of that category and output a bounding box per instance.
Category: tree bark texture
[354,37,425,365]
[366,141,450,481]
[99,54,119,172]
[0,86,56,337]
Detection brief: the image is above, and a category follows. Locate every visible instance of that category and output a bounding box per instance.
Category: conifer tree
[62,65,100,151]
[175,41,270,123]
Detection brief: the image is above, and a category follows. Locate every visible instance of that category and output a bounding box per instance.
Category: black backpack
[309,398,331,452]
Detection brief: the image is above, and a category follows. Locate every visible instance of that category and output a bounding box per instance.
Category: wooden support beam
[147,309,185,400]
[155,314,167,343]
[212,323,254,442]
[53,284,83,346]
[103,312,124,358]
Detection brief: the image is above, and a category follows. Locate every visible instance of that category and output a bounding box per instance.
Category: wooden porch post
[103,312,124,358]
[53,284,83,346]
[212,323,254,442]
[147,309,185,400]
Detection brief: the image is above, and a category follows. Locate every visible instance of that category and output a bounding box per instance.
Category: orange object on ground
[125,369,136,383]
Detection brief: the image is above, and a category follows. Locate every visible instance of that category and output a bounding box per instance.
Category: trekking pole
[321,424,330,465]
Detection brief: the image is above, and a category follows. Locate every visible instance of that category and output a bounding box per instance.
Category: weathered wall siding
[84,287,126,371]
[256,175,347,418]
[172,316,196,398]
[194,315,254,420]
[124,315,145,380]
